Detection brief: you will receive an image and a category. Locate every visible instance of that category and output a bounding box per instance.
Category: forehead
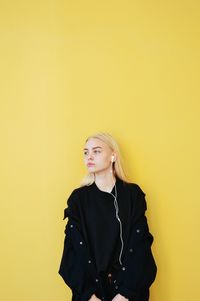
[84,138,108,150]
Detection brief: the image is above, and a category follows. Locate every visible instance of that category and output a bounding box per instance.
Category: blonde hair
[80,132,131,187]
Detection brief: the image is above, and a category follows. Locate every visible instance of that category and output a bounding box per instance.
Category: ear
[111,155,115,162]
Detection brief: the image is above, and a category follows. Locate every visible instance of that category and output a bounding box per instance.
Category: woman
[58,132,157,301]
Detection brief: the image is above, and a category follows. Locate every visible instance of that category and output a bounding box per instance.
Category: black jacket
[58,177,157,301]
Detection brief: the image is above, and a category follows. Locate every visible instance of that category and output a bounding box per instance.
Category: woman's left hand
[111,293,129,301]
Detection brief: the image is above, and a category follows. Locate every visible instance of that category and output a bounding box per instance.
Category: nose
[87,153,94,161]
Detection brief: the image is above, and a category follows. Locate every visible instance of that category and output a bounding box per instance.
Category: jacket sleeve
[58,189,98,301]
[117,185,157,300]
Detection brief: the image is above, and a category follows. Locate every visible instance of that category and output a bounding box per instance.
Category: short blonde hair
[80,132,131,187]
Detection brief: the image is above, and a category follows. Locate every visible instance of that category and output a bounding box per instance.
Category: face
[83,138,115,175]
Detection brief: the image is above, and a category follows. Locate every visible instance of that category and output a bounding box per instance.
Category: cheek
[98,155,110,166]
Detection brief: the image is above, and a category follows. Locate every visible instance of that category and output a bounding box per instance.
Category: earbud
[111,155,115,162]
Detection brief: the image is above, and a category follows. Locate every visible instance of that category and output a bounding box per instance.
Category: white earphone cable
[110,183,124,266]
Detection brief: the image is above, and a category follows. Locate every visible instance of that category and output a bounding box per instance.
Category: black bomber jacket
[58,177,157,301]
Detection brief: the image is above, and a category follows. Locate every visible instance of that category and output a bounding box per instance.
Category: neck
[94,172,116,193]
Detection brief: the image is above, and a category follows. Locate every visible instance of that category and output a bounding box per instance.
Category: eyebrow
[83,146,103,150]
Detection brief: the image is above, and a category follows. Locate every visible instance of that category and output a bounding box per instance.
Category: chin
[87,167,96,172]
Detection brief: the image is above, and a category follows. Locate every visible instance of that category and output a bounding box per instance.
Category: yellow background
[1,1,200,300]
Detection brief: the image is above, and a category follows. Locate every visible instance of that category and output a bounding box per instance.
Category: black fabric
[58,176,157,301]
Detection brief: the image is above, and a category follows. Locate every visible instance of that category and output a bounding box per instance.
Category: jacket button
[136,229,140,233]
[95,278,99,282]
[79,241,83,245]
[115,285,118,289]
[88,260,91,263]
[113,279,116,283]
[129,248,133,252]
[122,266,126,271]
[70,224,73,228]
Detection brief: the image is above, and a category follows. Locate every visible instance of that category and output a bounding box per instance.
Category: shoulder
[124,181,146,197]
[66,185,89,206]
[124,181,147,214]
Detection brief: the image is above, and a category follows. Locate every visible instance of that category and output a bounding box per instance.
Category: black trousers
[96,272,150,301]
[71,272,150,301]
[99,273,116,301]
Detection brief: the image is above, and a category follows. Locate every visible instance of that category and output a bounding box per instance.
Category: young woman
[58,132,157,301]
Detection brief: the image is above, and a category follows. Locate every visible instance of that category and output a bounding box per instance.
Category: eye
[94,150,101,154]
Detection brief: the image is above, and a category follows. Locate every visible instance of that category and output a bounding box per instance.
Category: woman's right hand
[88,293,102,301]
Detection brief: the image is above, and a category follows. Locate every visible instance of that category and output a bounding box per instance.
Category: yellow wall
[1,1,200,300]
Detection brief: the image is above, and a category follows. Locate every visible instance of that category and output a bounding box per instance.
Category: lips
[87,163,95,166]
